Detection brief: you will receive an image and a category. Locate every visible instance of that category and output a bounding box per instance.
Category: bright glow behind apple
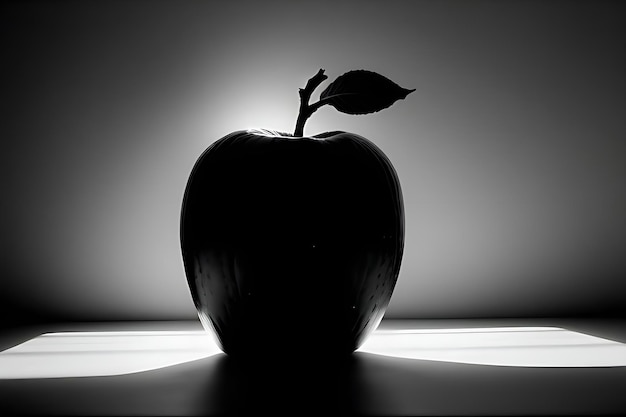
[1,326,625,379]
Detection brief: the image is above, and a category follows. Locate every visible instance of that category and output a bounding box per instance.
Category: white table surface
[1,318,625,416]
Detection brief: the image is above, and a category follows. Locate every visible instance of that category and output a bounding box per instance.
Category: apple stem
[293,68,328,137]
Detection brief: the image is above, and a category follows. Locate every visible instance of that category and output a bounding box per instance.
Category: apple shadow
[194,353,371,414]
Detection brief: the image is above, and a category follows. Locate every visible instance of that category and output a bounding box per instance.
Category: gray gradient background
[1,1,624,324]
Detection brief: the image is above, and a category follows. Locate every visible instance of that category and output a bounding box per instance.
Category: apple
[180,69,413,359]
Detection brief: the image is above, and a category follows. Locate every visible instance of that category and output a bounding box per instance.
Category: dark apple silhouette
[180,69,412,359]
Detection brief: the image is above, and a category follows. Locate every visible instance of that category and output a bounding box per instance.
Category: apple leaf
[319,70,415,115]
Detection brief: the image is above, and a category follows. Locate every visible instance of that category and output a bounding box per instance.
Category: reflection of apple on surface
[180,69,413,359]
